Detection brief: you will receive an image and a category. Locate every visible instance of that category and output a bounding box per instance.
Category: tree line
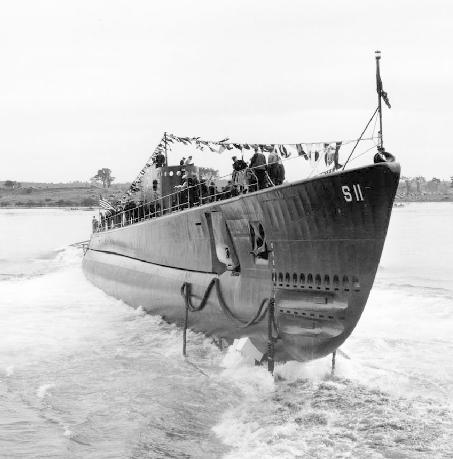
[399,176,453,194]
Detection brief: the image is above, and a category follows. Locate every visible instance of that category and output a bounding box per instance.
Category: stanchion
[267,298,275,374]
[331,350,336,376]
[182,302,188,357]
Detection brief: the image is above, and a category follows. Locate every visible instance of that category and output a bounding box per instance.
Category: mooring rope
[181,278,269,328]
[180,277,274,357]
[180,278,217,312]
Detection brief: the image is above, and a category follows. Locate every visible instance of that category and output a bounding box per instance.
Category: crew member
[232,155,248,193]
[267,150,279,185]
[155,151,166,167]
[199,179,209,204]
[222,181,234,199]
[208,180,217,201]
[274,158,286,185]
[249,147,267,190]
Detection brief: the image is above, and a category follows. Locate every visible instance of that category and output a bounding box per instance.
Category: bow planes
[82,52,400,368]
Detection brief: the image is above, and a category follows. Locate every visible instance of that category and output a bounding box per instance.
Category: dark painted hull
[83,162,400,362]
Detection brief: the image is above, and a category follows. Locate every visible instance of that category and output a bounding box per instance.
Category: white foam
[36,383,55,399]
[5,365,14,376]
[274,357,333,383]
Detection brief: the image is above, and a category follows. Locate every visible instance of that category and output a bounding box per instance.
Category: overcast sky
[1,0,452,183]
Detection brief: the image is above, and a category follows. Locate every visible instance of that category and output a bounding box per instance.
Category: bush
[26,200,41,207]
[56,199,75,207]
[81,197,97,206]
[17,187,33,194]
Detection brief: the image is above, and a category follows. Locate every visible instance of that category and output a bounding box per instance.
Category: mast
[375,50,384,150]
[164,131,168,166]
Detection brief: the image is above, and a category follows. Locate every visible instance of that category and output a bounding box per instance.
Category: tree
[405,179,411,196]
[92,168,115,188]
[415,176,426,194]
[4,180,20,189]
[450,176,453,188]
[427,177,441,193]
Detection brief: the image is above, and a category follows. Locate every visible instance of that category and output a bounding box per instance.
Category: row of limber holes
[272,272,360,291]
[279,308,345,321]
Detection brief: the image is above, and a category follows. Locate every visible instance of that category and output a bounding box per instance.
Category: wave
[381,281,452,295]
[1,258,452,458]
[374,278,453,300]
[0,246,83,282]
[33,247,67,260]
[213,353,453,459]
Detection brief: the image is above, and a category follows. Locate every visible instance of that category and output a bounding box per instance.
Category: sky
[0,0,452,183]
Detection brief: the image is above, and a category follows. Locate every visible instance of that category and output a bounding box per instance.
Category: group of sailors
[174,150,286,206]
[93,150,286,232]
[232,149,285,191]
[94,198,163,232]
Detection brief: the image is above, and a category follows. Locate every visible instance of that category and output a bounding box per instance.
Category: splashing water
[0,205,452,458]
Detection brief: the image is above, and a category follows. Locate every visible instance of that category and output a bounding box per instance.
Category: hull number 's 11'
[342,184,364,202]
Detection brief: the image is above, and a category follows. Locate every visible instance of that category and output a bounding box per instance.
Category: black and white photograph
[1,1,452,458]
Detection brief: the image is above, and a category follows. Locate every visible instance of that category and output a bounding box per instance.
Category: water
[0,205,452,458]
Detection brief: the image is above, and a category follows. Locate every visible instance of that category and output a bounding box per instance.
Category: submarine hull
[83,162,400,362]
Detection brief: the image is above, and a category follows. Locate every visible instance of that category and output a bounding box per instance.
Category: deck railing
[93,165,277,233]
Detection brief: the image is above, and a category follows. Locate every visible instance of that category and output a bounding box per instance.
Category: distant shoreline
[0,183,126,209]
[1,179,452,208]
[395,196,452,203]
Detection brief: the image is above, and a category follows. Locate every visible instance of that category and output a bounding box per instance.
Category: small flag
[376,59,391,109]
[262,144,274,153]
[334,141,342,169]
[279,145,290,158]
[99,196,115,211]
[296,144,308,160]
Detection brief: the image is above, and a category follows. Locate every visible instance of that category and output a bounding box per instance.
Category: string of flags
[117,132,353,204]
[162,132,342,162]
[117,137,166,204]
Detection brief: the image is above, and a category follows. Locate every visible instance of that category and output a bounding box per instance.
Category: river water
[0,204,452,458]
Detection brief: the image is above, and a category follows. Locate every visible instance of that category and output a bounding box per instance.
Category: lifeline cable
[342,106,379,171]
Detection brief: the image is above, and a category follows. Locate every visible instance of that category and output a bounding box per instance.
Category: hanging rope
[181,278,269,327]
[181,278,217,312]
[214,279,269,328]
[181,240,281,364]
[267,241,278,373]
[342,107,379,171]
[180,278,273,356]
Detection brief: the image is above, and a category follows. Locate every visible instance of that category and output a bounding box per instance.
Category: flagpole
[375,50,384,150]
[164,132,168,166]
